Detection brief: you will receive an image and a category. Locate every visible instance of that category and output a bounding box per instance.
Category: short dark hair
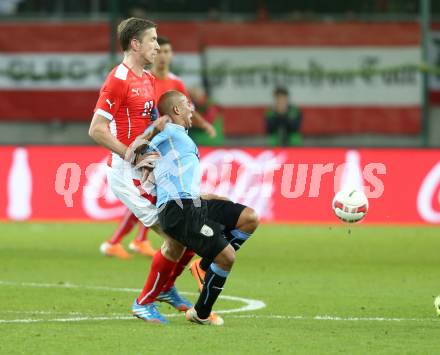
[274,86,289,96]
[117,17,157,51]
[157,36,171,47]
[158,90,184,115]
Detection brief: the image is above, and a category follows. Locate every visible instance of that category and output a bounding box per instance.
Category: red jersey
[94,64,156,167]
[154,72,190,103]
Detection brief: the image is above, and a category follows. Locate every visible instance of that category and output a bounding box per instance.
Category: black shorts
[205,199,246,232]
[158,198,246,260]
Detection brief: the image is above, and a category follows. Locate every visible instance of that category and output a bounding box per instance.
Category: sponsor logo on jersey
[106,99,115,109]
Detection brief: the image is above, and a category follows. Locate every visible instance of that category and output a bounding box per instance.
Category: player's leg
[188,257,205,292]
[157,246,224,320]
[159,199,233,325]
[132,199,194,313]
[100,209,138,259]
[132,226,187,324]
[128,223,157,257]
[186,244,235,325]
[131,220,192,313]
[203,205,258,259]
[107,167,188,322]
[190,201,259,290]
[155,248,195,311]
[135,225,188,301]
[135,224,148,242]
[161,248,195,292]
[160,198,220,289]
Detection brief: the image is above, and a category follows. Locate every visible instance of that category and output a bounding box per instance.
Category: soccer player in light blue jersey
[135,90,259,325]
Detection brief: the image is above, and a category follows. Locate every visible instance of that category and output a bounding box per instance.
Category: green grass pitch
[1,222,439,354]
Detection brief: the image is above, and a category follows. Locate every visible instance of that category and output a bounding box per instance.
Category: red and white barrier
[0,21,427,135]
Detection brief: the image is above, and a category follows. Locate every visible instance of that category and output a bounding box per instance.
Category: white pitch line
[0,280,266,314]
[213,294,265,314]
[228,314,438,322]
[0,316,135,324]
[0,313,437,324]
[0,280,140,293]
[0,310,84,315]
[3,280,434,325]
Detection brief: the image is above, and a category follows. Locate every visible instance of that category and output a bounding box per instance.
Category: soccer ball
[434,295,440,317]
[332,189,368,223]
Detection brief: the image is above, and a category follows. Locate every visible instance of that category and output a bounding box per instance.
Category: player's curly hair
[117,17,157,51]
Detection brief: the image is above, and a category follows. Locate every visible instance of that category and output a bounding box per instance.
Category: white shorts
[107,162,158,227]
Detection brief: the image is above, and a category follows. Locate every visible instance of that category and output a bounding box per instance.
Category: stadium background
[0,1,440,224]
[2,2,440,354]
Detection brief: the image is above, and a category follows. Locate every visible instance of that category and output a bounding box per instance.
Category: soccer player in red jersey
[99,36,216,260]
[89,18,192,323]
[153,36,217,138]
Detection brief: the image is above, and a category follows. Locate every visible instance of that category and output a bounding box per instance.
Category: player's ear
[130,38,139,51]
[173,104,179,115]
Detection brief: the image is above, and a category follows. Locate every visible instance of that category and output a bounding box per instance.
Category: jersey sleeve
[94,76,126,120]
[149,125,172,151]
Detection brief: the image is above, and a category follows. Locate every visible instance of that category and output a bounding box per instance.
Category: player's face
[176,96,193,129]
[155,43,173,70]
[138,28,160,65]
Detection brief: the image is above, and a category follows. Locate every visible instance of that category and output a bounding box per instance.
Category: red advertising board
[1,146,439,224]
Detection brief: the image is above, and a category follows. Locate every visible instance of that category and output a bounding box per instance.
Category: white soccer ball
[332,189,369,223]
[434,295,440,317]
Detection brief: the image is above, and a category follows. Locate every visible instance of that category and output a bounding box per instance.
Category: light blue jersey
[149,123,200,207]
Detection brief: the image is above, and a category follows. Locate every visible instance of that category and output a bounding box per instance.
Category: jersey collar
[167,122,188,133]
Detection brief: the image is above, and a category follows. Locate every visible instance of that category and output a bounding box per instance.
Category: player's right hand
[135,151,160,185]
[135,151,160,170]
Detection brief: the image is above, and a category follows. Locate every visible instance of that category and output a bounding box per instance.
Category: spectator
[265,87,302,146]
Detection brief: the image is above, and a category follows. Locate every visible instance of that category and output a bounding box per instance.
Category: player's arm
[90,76,128,158]
[89,113,127,159]
[191,110,217,138]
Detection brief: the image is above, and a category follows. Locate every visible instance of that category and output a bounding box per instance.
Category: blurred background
[1,0,440,224]
[0,0,439,147]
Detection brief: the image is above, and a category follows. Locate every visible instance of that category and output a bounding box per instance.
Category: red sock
[109,210,138,245]
[137,251,176,304]
[162,249,196,292]
[135,224,149,242]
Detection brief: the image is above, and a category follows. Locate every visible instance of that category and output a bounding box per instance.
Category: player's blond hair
[117,17,157,51]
